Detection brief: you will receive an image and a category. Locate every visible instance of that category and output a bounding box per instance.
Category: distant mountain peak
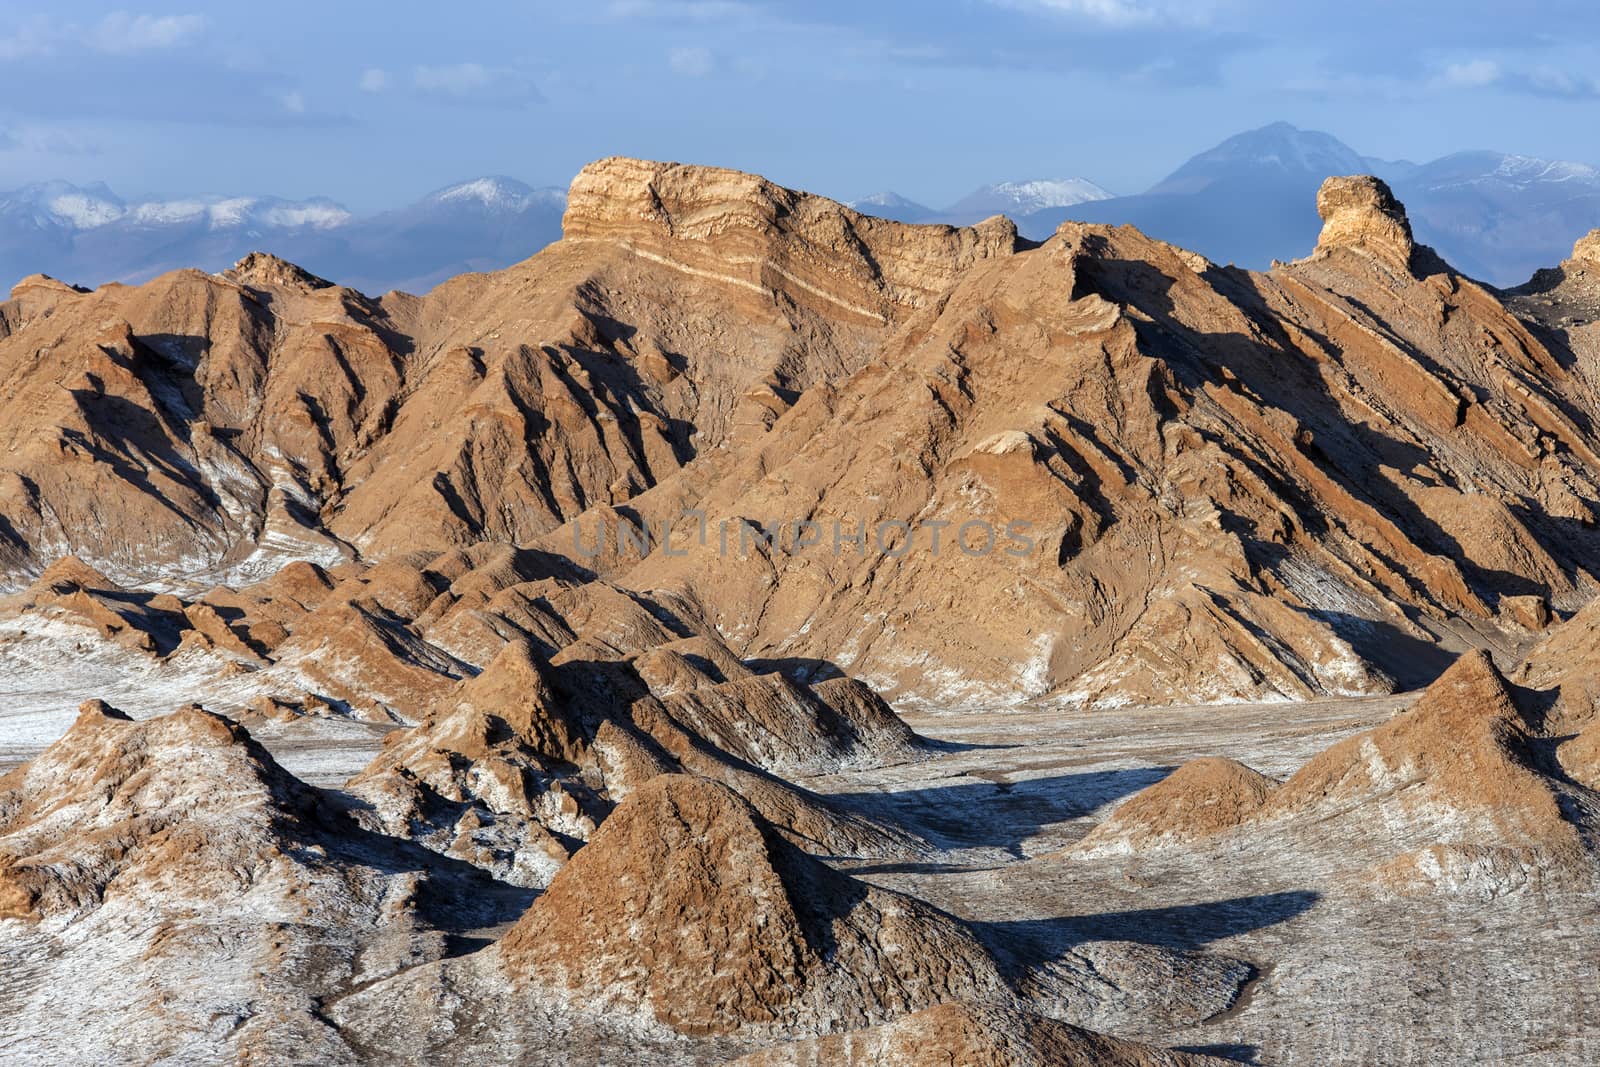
[46,190,126,230]
[947,177,1112,220]
[1152,122,1368,195]
[844,191,935,222]
[426,176,563,212]
[848,190,927,209]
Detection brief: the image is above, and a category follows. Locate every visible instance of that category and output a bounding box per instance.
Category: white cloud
[414,63,494,95]
[668,46,715,77]
[1434,58,1501,89]
[987,0,1225,28]
[1428,58,1600,100]
[279,90,307,114]
[1518,65,1600,99]
[411,63,541,106]
[1026,0,1153,24]
[87,12,206,53]
[606,1,753,21]
[0,17,57,60]
[0,11,206,58]
[359,67,389,92]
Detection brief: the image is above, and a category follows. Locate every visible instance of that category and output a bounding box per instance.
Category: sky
[1,1,1599,212]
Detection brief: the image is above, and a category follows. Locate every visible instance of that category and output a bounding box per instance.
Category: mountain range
[860,122,1600,287]
[849,178,1115,225]
[1016,123,1600,285]
[0,176,566,295]
[10,123,1600,294]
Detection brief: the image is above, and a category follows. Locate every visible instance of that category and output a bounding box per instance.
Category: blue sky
[1,1,1597,209]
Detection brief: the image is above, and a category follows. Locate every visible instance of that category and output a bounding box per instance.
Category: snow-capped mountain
[0,176,565,294]
[1015,122,1364,266]
[1411,151,1600,190]
[846,179,1112,228]
[942,178,1111,224]
[0,181,350,233]
[844,191,935,223]
[1014,122,1600,284]
[1391,151,1600,284]
[426,176,565,214]
[319,176,567,292]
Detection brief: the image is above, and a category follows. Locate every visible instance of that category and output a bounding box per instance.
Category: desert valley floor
[3,670,1597,1064]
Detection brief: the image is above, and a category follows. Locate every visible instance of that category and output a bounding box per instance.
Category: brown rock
[3,160,1600,714]
[1500,592,1551,632]
[1077,757,1278,852]
[498,775,1009,1036]
[1557,719,1600,791]
[1078,652,1591,881]
[0,701,327,917]
[224,251,335,291]
[563,156,1027,320]
[1514,595,1600,730]
[1312,175,1415,268]
[1571,229,1600,266]
[656,671,916,776]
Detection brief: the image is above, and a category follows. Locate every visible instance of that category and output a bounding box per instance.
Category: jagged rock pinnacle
[1571,229,1600,266]
[1313,175,1415,268]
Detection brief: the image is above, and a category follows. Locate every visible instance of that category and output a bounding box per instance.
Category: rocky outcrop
[344,639,606,887]
[0,700,326,918]
[224,250,335,291]
[0,697,535,1063]
[1311,175,1415,268]
[562,156,1027,322]
[1571,229,1600,266]
[655,672,917,775]
[1269,651,1570,842]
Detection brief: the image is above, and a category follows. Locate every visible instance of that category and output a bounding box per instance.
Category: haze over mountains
[0,176,566,296]
[9,122,1600,296]
[864,123,1600,287]
[1028,123,1600,286]
[849,179,1115,226]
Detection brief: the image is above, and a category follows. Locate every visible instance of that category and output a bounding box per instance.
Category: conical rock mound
[1076,757,1279,854]
[0,700,330,919]
[498,774,1010,1036]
